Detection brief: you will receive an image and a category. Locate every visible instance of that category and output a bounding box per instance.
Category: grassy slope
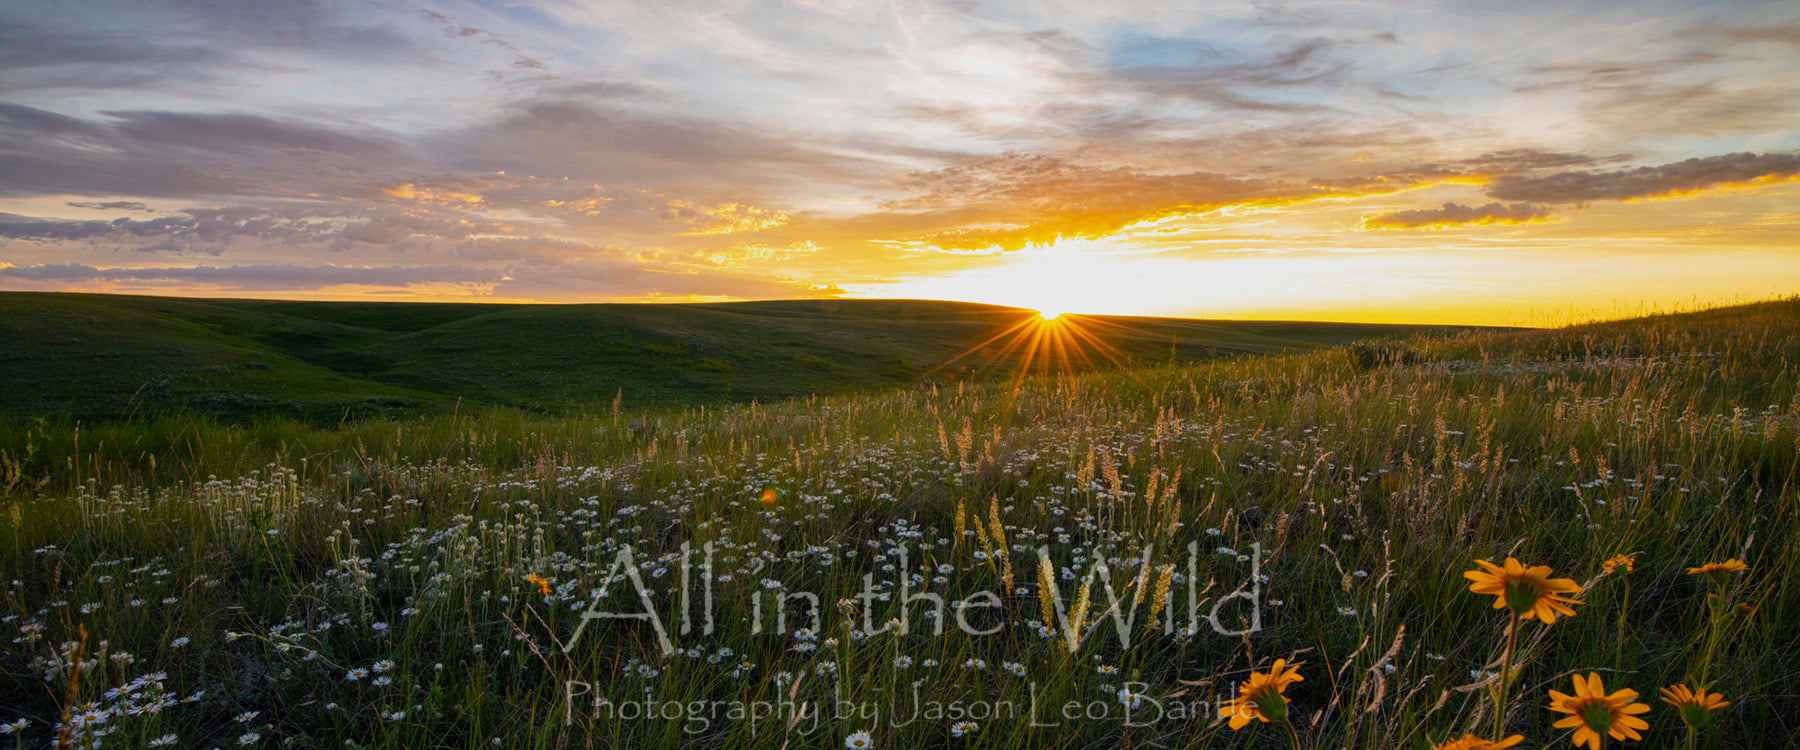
[0,292,1469,421]
[0,293,439,423]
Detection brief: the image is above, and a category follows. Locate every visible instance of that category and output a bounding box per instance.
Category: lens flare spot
[1037,309,1062,321]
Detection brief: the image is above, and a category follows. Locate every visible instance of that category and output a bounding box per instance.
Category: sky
[2,0,1798,325]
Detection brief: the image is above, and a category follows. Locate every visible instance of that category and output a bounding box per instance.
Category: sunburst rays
[918,308,1149,393]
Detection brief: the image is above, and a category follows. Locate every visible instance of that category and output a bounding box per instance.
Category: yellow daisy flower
[1548,673,1651,749]
[1219,658,1303,730]
[1686,559,1748,587]
[1658,684,1729,727]
[1464,557,1583,622]
[1432,735,1524,750]
[1601,554,1634,575]
[1685,559,1748,575]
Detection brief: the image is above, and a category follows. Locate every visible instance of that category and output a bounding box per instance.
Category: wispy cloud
[867,152,1485,251]
[1364,202,1553,229]
[1486,152,1800,204]
[0,262,492,288]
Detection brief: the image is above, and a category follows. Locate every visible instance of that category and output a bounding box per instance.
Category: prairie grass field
[2,299,1797,749]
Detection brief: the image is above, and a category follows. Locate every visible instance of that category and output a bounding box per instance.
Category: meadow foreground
[2,300,1796,749]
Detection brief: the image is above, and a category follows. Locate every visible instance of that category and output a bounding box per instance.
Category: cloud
[485,257,831,301]
[1456,149,1618,173]
[870,152,1473,251]
[670,202,788,236]
[1363,202,1553,229]
[366,173,792,239]
[426,98,889,195]
[0,213,187,243]
[873,153,1271,250]
[777,144,1638,254]
[379,183,486,208]
[1367,152,1800,231]
[1103,34,1349,113]
[102,110,403,158]
[1715,23,1800,47]
[0,11,227,93]
[0,253,832,301]
[0,101,102,137]
[897,153,1292,240]
[0,204,510,254]
[0,103,415,199]
[418,8,555,83]
[0,0,420,93]
[67,200,153,212]
[1486,152,1800,204]
[700,241,821,268]
[1513,47,1800,140]
[0,262,494,289]
[0,162,797,264]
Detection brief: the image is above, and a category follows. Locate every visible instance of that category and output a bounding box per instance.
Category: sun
[918,306,1138,394]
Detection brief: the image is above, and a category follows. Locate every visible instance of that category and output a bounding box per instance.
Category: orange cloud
[871,153,1486,251]
[380,183,485,206]
[701,241,821,267]
[1363,201,1554,229]
[542,185,613,215]
[671,201,789,235]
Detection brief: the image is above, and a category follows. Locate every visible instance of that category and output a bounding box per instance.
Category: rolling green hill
[0,292,1480,422]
